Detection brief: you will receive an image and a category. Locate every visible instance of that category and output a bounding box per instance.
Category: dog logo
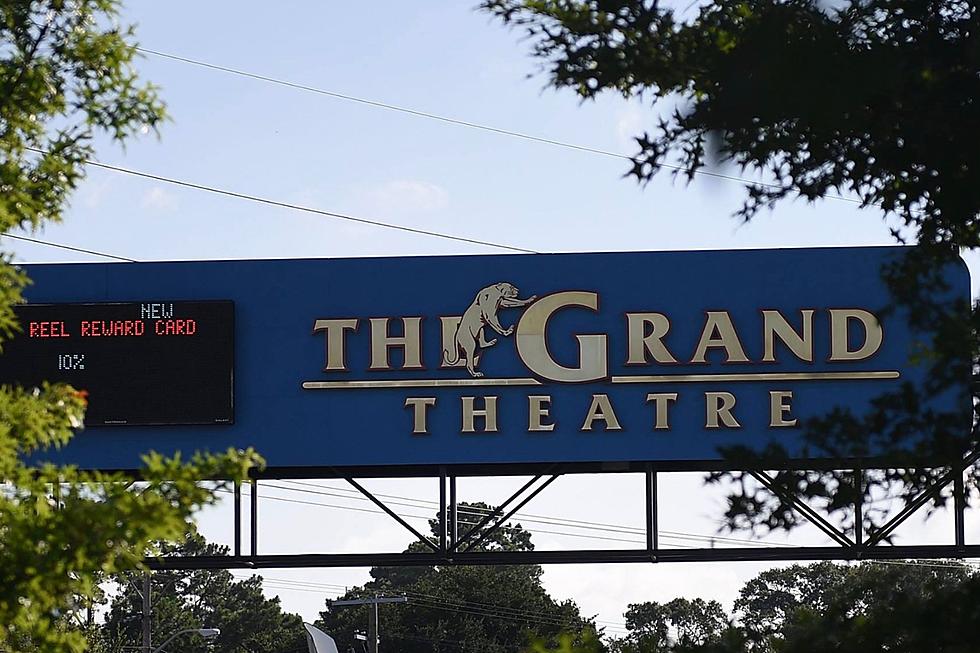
[443,282,537,377]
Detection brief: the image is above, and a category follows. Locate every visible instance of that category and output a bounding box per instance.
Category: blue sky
[16,1,906,264]
[10,0,979,634]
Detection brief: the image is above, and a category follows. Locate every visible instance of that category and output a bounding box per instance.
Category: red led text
[29,321,70,338]
[154,319,197,336]
[81,320,145,337]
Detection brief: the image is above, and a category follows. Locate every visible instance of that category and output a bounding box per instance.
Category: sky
[8,0,980,640]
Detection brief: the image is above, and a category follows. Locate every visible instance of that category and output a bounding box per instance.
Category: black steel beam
[854,468,863,547]
[250,478,258,556]
[345,477,439,552]
[750,470,854,547]
[452,475,542,552]
[439,467,447,554]
[955,468,966,549]
[234,480,242,557]
[449,475,457,550]
[144,544,980,571]
[645,464,658,553]
[461,474,560,553]
[864,450,980,548]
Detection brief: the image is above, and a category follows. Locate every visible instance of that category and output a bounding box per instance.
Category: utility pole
[330,595,407,653]
[141,572,152,653]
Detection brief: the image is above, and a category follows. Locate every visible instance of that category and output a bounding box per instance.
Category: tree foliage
[100,532,306,653]
[483,0,980,535]
[483,0,978,237]
[316,502,594,653]
[0,3,262,652]
[543,561,976,653]
[614,598,730,652]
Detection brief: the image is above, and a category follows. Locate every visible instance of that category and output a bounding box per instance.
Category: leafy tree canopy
[546,560,978,653]
[316,502,595,653]
[0,3,262,651]
[482,0,980,535]
[99,531,307,653]
[614,598,730,652]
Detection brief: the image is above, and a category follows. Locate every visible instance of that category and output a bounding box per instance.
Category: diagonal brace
[345,478,439,552]
[452,474,543,552]
[750,470,854,548]
[864,449,980,548]
[462,474,561,553]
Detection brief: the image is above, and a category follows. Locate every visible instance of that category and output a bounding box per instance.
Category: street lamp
[149,627,221,653]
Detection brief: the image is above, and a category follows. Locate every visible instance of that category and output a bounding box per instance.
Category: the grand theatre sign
[11,247,970,473]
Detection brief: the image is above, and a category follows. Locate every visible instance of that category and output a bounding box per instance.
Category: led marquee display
[0,301,234,426]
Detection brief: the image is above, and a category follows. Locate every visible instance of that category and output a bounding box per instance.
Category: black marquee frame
[145,451,980,571]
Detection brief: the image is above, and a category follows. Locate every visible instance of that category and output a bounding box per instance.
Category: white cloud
[368,180,450,213]
[76,176,113,210]
[140,186,177,212]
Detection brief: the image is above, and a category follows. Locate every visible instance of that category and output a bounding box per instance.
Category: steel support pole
[141,572,151,653]
[954,464,966,548]
[234,480,242,557]
[439,467,447,554]
[368,599,379,653]
[251,478,258,556]
[449,475,457,550]
[854,468,863,547]
[645,465,658,554]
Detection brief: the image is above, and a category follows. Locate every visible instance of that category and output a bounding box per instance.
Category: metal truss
[146,455,979,571]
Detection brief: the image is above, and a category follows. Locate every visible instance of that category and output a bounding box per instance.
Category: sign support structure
[147,453,978,571]
[9,250,973,569]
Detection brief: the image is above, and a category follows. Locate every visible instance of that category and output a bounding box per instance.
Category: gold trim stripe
[302,370,899,390]
[610,371,900,384]
[302,378,543,389]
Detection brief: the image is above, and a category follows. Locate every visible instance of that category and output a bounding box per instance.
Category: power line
[1,232,137,262]
[24,147,537,254]
[135,46,864,205]
[226,482,783,550]
[81,157,537,253]
[218,486,673,548]
[238,574,628,633]
[265,479,792,549]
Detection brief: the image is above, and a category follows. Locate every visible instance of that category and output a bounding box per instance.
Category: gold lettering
[404,397,436,434]
[312,318,359,371]
[626,313,677,364]
[829,309,883,361]
[516,291,607,383]
[370,317,424,370]
[762,310,814,362]
[705,392,740,428]
[581,394,622,431]
[769,391,797,427]
[691,312,749,363]
[461,396,498,433]
[645,393,678,430]
[528,395,555,432]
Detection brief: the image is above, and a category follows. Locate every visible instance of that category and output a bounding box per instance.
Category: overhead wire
[223,485,685,547]
[134,47,865,206]
[260,479,793,549]
[20,147,537,255]
[216,485,683,548]
[226,481,980,570]
[232,573,630,634]
[1,232,137,262]
[222,480,799,550]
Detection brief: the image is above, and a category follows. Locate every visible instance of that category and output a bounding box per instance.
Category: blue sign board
[15,247,970,472]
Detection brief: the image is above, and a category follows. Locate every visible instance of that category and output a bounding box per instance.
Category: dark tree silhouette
[483,0,980,535]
